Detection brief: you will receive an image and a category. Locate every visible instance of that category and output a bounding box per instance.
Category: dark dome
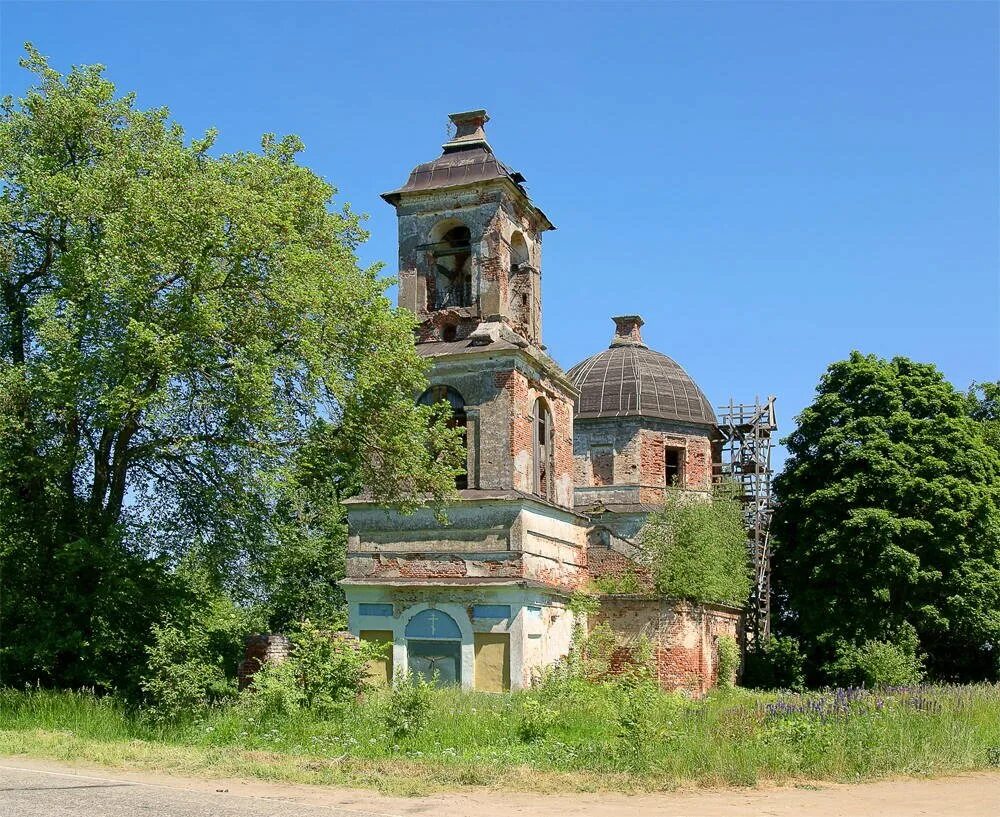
[567,316,716,426]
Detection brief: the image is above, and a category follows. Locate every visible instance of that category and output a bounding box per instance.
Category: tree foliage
[968,381,1000,457]
[0,46,464,691]
[825,628,925,689]
[741,636,807,691]
[772,352,1000,683]
[640,487,751,608]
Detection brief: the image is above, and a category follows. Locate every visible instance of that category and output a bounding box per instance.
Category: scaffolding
[715,396,777,652]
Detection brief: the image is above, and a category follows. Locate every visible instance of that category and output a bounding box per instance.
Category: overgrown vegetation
[716,636,739,690]
[2,683,998,793]
[742,636,808,691]
[640,487,751,607]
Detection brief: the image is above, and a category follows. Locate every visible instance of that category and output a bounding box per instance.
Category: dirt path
[1,755,998,817]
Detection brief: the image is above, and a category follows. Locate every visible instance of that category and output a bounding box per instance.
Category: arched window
[418,385,468,489]
[431,223,472,309]
[533,398,553,499]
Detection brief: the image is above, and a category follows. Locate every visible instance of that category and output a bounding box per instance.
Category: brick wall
[587,541,655,592]
[638,431,713,503]
[574,418,714,501]
[238,633,290,690]
[499,367,576,508]
[591,598,741,695]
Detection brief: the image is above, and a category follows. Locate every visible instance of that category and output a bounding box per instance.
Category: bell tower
[382,110,552,348]
[343,110,590,692]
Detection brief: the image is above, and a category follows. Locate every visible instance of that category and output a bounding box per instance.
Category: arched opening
[509,231,529,272]
[405,608,462,686]
[417,385,468,489]
[508,231,534,339]
[532,398,553,500]
[430,222,472,309]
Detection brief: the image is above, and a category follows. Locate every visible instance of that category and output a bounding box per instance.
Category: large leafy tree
[772,352,1000,682]
[0,46,463,690]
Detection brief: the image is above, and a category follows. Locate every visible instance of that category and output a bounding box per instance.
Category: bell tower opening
[430,224,472,310]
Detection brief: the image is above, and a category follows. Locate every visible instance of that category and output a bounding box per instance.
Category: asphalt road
[0,763,404,817]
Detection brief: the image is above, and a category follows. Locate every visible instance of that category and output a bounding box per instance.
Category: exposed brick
[591,598,741,695]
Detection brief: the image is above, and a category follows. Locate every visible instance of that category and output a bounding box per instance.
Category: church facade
[342,111,740,693]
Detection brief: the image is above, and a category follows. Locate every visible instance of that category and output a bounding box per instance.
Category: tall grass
[1,682,998,792]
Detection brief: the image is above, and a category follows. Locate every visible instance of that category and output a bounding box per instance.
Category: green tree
[254,420,356,631]
[640,487,751,607]
[772,352,1000,683]
[141,562,260,719]
[968,381,1000,457]
[0,46,464,691]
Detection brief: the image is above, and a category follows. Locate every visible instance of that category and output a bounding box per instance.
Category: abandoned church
[339,110,775,694]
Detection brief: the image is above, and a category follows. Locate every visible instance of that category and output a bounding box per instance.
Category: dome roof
[567,316,716,426]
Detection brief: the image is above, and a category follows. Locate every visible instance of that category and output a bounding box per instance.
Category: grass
[1,682,999,794]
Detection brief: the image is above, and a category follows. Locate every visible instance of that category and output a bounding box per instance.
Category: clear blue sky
[3,2,998,464]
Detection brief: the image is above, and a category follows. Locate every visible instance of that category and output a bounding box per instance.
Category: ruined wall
[499,367,575,508]
[586,528,655,592]
[518,505,588,591]
[418,348,576,509]
[637,429,713,503]
[591,598,742,695]
[238,634,290,689]
[573,417,714,507]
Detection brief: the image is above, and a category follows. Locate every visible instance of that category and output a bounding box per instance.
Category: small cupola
[611,315,646,348]
[443,109,491,152]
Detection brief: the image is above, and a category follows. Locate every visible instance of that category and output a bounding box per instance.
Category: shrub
[592,571,643,595]
[614,681,660,769]
[240,619,388,716]
[741,636,807,690]
[141,591,252,720]
[385,670,434,742]
[516,696,557,742]
[287,619,385,710]
[578,622,618,682]
[241,655,304,716]
[142,623,232,720]
[716,635,739,689]
[640,486,751,606]
[826,636,925,688]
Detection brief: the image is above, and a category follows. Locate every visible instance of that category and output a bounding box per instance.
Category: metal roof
[382,146,523,203]
[567,343,716,426]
